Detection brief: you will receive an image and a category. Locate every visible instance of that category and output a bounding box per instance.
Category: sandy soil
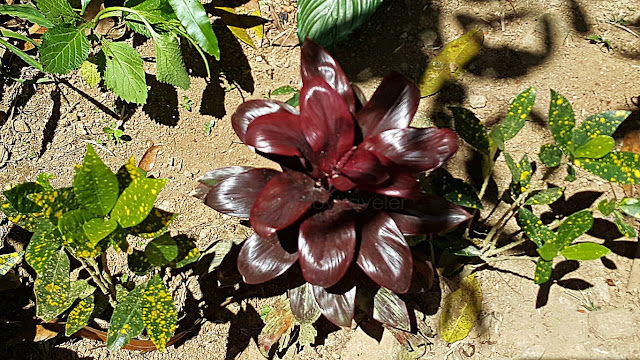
[1,0,640,359]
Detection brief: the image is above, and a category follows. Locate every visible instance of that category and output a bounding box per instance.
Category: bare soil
[1,0,640,359]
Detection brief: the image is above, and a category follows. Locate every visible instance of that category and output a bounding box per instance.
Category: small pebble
[469,95,487,109]
[13,119,30,133]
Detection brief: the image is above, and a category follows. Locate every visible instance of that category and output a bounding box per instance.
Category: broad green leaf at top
[0,4,54,28]
[35,0,80,25]
[501,87,536,141]
[297,0,383,47]
[517,208,555,248]
[111,176,167,228]
[548,90,575,153]
[102,42,147,105]
[39,24,90,74]
[73,145,119,216]
[168,0,220,59]
[419,28,483,97]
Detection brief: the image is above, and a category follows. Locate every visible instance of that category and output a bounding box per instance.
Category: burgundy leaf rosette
[195,39,471,328]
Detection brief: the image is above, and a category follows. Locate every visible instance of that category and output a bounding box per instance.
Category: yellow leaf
[439,274,482,343]
[419,28,484,97]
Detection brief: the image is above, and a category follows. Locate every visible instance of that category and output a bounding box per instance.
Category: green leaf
[573,135,615,159]
[80,60,100,87]
[36,173,55,191]
[565,164,576,182]
[34,0,79,25]
[372,287,410,331]
[26,221,63,274]
[102,42,147,105]
[168,0,219,58]
[575,151,640,184]
[170,235,199,268]
[145,234,178,267]
[536,242,558,261]
[517,208,556,248]
[0,252,23,276]
[423,170,482,209]
[489,125,505,151]
[112,176,167,228]
[2,29,40,47]
[153,32,190,89]
[58,209,103,257]
[65,294,94,336]
[73,145,119,216]
[271,85,297,96]
[0,36,43,72]
[1,199,44,232]
[614,211,637,238]
[128,251,153,275]
[0,4,54,28]
[561,243,611,260]
[40,24,90,74]
[142,275,177,351]
[451,107,489,153]
[440,274,482,343]
[34,249,71,321]
[548,90,575,153]
[79,0,91,14]
[29,187,78,222]
[3,182,43,214]
[539,144,562,167]
[107,226,129,253]
[572,110,631,149]
[598,199,616,216]
[525,187,564,205]
[107,283,147,351]
[419,28,483,96]
[501,87,536,141]
[557,210,593,249]
[534,258,552,284]
[286,92,300,107]
[83,217,118,243]
[124,0,177,37]
[297,0,383,47]
[128,207,176,238]
[517,154,533,193]
[617,198,640,218]
[504,152,520,184]
[69,279,95,300]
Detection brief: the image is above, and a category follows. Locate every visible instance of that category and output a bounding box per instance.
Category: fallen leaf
[29,24,47,35]
[621,129,640,196]
[258,297,296,357]
[138,142,162,172]
[439,274,482,343]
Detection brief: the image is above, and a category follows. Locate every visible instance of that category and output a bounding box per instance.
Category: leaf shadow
[142,74,179,127]
[535,260,592,308]
[547,190,602,217]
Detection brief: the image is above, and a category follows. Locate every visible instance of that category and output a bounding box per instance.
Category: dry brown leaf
[621,129,640,196]
[29,24,47,35]
[138,142,163,172]
[74,325,190,353]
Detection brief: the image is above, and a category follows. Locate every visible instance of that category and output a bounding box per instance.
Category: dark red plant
[195,39,470,329]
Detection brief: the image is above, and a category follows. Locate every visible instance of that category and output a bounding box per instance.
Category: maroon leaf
[362,127,459,173]
[372,287,410,331]
[301,38,355,112]
[298,201,356,288]
[340,148,390,186]
[237,232,298,284]
[231,100,297,143]
[329,174,356,192]
[198,166,256,187]
[312,284,356,328]
[359,170,421,199]
[300,77,355,173]
[389,195,471,235]
[356,72,420,137]
[251,171,330,237]
[289,283,322,324]
[244,113,311,157]
[204,168,279,218]
[352,84,367,110]
[357,212,413,293]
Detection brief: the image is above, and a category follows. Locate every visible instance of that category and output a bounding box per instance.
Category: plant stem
[482,188,532,251]
[481,255,538,263]
[484,238,526,257]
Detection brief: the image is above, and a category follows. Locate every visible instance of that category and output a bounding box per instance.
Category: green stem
[175,28,211,78]
[482,188,532,251]
[94,6,158,37]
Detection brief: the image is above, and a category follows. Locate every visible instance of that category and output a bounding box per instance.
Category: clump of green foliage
[0,145,199,351]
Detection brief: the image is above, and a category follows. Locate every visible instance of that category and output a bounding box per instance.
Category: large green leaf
[112,176,167,228]
[297,0,383,47]
[0,4,54,28]
[525,187,564,206]
[25,221,63,274]
[102,42,147,105]
[0,252,23,276]
[440,274,482,343]
[548,90,575,153]
[617,198,640,218]
[168,0,219,58]
[34,0,79,25]
[29,187,78,222]
[125,0,177,37]
[40,24,90,74]
[58,209,102,257]
[83,217,118,243]
[572,110,631,150]
[145,234,178,266]
[3,182,43,214]
[451,107,489,153]
[34,249,71,321]
[170,235,199,268]
[1,199,44,232]
[65,294,95,336]
[539,143,562,167]
[517,208,555,248]
[419,28,483,96]
[534,258,552,284]
[73,145,119,216]
[0,36,43,72]
[107,283,146,351]
[501,87,536,141]
[614,211,637,238]
[574,151,640,185]
[128,207,176,239]
[142,275,177,351]
[573,135,615,159]
[556,210,593,249]
[561,243,611,260]
[423,170,482,209]
[153,32,190,89]
[536,242,558,261]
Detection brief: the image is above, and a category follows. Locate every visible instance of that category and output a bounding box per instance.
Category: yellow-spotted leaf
[597,199,616,216]
[574,151,640,185]
[73,144,119,216]
[525,187,565,206]
[1,199,44,231]
[142,275,177,351]
[618,198,640,218]
[3,182,43,214]
[548,91,575,153]
[573,135,615,159]
[561,243,611,260]
[115,157,146,192]
[29,187,79,222]
[83,217,118,244]
[128,250,153,275]
[58,209,102,258]
[518,154,532,193]
[171,235,199,268]
[0,251,23,276]
[614,211,637,238]
[424,170,482,209]
[440,274,482,343]
[107,226,129,253]
[65,294,95,336]
[557,210,593,248]
[128,207,176,238]
[501,87,536,141]
[517,208,555,248]
[34,249,71,321]
[145,234,178,267]
[112,176,167,228]
[36,173,55,191]
[419,28,483,97]
[451,107,489,154]
[81,60,100,87]
[26,221,63,274]
[539,143,562,167]
[572,110,631,150]
[107,283,146,351]
[534,258,553,284]
[504,152,520,184]
[536,242,558,261]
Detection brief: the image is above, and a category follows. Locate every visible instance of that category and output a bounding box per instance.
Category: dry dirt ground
[1,0,640,359]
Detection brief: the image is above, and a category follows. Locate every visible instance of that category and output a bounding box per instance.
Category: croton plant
[194,39,471,328]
